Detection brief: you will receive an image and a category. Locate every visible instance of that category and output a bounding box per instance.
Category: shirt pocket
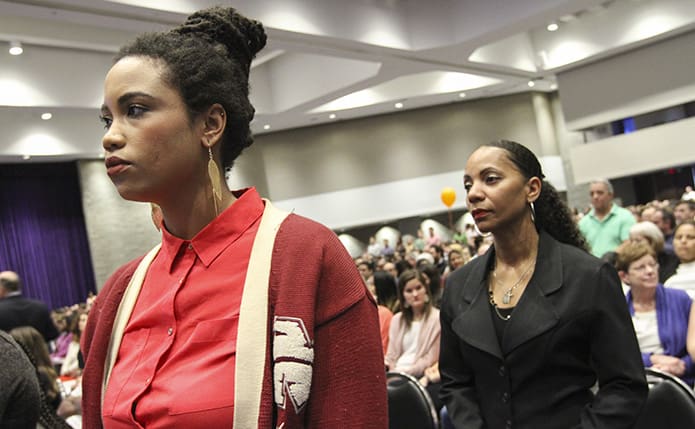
[167,317,239,417]
[188,315,239,346]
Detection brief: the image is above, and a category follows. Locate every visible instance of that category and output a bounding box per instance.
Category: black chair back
[634,367,695,429]
[386,371,438,429]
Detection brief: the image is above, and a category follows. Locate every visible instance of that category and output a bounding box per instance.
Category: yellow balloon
[441,187,456,207]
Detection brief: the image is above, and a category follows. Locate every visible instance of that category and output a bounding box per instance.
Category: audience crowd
[355,187,695,424]
[1,184,695,427]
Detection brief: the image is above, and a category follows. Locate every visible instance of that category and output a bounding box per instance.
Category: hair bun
[176,6,267,72]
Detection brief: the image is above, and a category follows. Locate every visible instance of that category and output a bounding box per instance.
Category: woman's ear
[526,176,542,203]
[618,270,630,286]
[201,103,226,148]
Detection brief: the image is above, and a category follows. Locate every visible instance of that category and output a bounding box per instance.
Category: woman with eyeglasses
[616,240,694,386]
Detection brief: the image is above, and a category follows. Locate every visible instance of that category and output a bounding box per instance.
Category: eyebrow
[100,91,155,115]
[463,167,498,180]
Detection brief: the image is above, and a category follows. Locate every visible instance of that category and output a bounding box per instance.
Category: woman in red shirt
[82,6,387,429]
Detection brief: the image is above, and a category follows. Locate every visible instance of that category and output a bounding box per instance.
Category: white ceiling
[1,0,695,162]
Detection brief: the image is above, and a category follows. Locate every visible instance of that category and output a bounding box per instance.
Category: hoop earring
[207,146,223,216]
[530,202,536,224]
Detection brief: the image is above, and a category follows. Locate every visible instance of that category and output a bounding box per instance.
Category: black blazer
[0,295,58,341]
[440,231,647,429]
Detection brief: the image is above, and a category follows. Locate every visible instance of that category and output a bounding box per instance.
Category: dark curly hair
[483,140,588,251]
[114,6,267,169]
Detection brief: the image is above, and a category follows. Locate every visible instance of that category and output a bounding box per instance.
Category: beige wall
[256,92,542,200]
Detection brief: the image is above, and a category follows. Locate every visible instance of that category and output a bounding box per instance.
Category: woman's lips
[472,209,490,220]
[105,156,131,176]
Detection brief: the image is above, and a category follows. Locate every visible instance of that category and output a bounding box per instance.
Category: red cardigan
[81,214,388,428]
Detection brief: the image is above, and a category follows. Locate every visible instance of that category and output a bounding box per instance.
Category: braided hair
[115,6,267,169]
[483,140,588,251]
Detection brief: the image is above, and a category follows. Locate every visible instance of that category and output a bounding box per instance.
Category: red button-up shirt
[102,188,263,429]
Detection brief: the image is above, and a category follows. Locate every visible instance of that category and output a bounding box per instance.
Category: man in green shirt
[579,179,636,258]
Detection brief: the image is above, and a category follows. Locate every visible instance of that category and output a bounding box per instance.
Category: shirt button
[502,392,510,403]
[506,420,512,429]
[167,327,174,336]
[498,365,506,376]
[145,378,151,384]
[187,243,193,250]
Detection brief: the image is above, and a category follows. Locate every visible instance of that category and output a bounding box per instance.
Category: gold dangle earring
[207,144,223,216]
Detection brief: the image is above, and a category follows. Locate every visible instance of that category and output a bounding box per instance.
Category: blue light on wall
[622,117,636,133]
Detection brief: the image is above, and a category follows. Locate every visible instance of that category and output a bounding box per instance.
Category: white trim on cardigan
[234,200,289,427]
[101,243,161,407]
[99,200,290,427]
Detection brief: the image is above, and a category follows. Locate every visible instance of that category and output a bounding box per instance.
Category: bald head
[0,271,21,296]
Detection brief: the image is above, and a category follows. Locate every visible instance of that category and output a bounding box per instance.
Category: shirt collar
[590,202,617,219]
[159,187,264,272]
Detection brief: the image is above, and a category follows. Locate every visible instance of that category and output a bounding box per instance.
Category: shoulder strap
[99,200,290,424]
[101,243,161,407]
[234,199,290,428]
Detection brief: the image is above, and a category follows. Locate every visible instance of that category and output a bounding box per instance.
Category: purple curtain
[0,162,96,309]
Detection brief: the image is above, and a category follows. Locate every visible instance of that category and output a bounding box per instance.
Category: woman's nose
[102,123,125,152]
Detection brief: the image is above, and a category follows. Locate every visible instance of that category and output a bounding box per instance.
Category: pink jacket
[385,308,441,377]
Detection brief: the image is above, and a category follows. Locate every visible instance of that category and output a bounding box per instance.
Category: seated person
[10,326,73,428]
[616,241,694,385]
[385,270,440,378]
[629,221,679,283]
[665,220,695,298]
[373,271,399,314]
[418,362,444,413]
[0,330,40,428]
[10,326,62,411]
[60,310,88,377]
[49,312,73,366]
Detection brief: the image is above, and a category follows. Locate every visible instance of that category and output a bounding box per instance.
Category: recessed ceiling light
[41,113,52,120]
[527,80,536,88]
[550,83,558,90]
[458,92,466,98]
[394,102,404,109]
[263,124,271,130]
[22,154,30,160]
[329,113,337,119]
[546,22,559,32]
[9,41,23,56]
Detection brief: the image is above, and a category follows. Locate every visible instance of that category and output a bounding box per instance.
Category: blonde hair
[615,241,656,273]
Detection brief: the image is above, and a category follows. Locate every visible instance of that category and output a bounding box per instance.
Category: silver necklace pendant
[502,291,512,305]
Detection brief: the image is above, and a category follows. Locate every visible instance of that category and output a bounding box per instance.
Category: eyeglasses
[629,262,659,273]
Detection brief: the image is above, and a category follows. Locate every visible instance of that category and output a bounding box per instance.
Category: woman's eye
[127,105,147,117]
[485,175,500,184]
[99,116,112,130]
[463,182,472,191]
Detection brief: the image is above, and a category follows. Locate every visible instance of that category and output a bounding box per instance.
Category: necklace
[488,259,535,320]
[489,290,513,321]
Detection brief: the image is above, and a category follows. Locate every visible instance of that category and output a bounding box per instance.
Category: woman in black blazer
[439,140,647,429]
